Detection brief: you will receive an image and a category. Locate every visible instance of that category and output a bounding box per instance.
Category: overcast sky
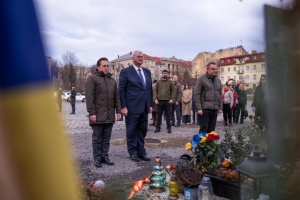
[34,0,292,66]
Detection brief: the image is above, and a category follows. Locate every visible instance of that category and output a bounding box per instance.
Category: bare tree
[60,51,79,89]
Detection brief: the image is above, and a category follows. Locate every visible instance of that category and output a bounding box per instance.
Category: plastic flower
[210,131,219,136]
[200,137,207,143]
[185,142,192,150]
[185,131,220,173]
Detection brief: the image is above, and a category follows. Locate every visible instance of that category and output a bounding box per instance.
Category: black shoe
[130,154,140,162]
[149,123,155,126]
[167,130,172,134]
[70,112,75,114]
[154,129,160,133]
[101,158,114,165]
[175,123,180,127]
[139,155,151,161]
[94,160,102,168]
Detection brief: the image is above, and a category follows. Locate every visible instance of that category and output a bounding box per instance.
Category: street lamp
[237,146,278,199]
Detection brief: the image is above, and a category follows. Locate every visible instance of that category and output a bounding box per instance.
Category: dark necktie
[137,69,146,88]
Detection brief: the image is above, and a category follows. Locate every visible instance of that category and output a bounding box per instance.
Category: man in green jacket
[154,70,174,133]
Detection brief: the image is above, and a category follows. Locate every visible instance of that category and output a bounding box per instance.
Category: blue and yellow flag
[0,1,81,199]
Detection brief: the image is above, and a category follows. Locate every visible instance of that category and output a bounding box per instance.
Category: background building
[217,51,266,89]
[192,46,248,78]
[110,52,193,83]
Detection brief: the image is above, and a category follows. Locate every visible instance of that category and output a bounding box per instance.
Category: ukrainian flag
[0,1,81,199]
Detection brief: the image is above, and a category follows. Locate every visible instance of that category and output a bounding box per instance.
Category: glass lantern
[237,146,278,200]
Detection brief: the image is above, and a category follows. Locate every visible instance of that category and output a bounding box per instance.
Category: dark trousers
[70,103,75,113]
[152,111,157,125]
[232,107,236,123]
[198,109,218,133]
[170,103,181,125]
[156,100,171,130]
[192,110,199,124]
[182,115,191,124]
[223,104,232,124]
[235,104,246,124]
[125,108,148,156]
[92,123,113,161]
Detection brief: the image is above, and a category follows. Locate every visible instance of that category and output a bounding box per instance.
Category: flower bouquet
[185,131,221,173]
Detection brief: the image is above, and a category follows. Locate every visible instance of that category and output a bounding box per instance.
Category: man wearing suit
[118,50,153,162]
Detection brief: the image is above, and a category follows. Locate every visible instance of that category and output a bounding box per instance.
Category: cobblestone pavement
[59,101,254,199]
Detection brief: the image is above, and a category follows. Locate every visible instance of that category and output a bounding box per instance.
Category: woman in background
[182,83,192,125]
[235,83,247,124]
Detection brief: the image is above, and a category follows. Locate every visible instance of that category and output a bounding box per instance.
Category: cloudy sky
[34,0,292,66]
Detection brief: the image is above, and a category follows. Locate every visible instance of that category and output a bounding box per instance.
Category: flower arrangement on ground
[185,131,221,173]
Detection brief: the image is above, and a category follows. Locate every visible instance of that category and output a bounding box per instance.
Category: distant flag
[0,0,81,199]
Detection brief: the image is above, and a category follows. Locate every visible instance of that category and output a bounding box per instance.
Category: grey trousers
[92,123,113,161]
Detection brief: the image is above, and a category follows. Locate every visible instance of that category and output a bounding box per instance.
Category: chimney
[130,51,132,55]
[252,50,257,54]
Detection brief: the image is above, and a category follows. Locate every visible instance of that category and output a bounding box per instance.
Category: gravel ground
[59,101,254,199]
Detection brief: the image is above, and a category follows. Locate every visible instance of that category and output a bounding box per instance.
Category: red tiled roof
[218,52,265,66]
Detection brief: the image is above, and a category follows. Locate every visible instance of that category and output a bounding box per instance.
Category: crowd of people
[57,50,265,168]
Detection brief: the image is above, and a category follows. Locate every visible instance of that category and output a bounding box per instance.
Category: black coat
[252,84,265,118]
[237,89,247,105]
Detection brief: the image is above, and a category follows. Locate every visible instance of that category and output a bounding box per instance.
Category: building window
[234,58,236,62]
[239,57,243,62]
[228,67,230,72]
[261,64,266,69]
[253,55,257,59]
[246,66,249,70]
[221,59,224,63]
[239,66,243,72]
[245,56,249,60]
[239,76,243,80]
[227,58,231,62]
[245,75,249,80]
[253,65,256,70]
[253,74,257,80]
[221,68,224,73]
[233,76,236,80]
[221,76,224,82]
[233,67,236,71]
[261,54,265,58]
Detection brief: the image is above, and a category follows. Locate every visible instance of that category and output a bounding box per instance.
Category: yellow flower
[200,137,207,143]
[185,142,192,150]
[210,131,218,136]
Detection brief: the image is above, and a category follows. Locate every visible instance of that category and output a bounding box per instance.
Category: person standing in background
[230,84,238,124]
[222,84,233,126]
[170,75,182,127]
[70,84,77,114]
[181,83,192,125]
[235,83,247,124]
[57,86,62,112]
[150,80,158,126]
[191,85,198,124]
[85,57,121,168]
[154,70,174,133]
[118,50,153,162]
[252,75,267,129]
